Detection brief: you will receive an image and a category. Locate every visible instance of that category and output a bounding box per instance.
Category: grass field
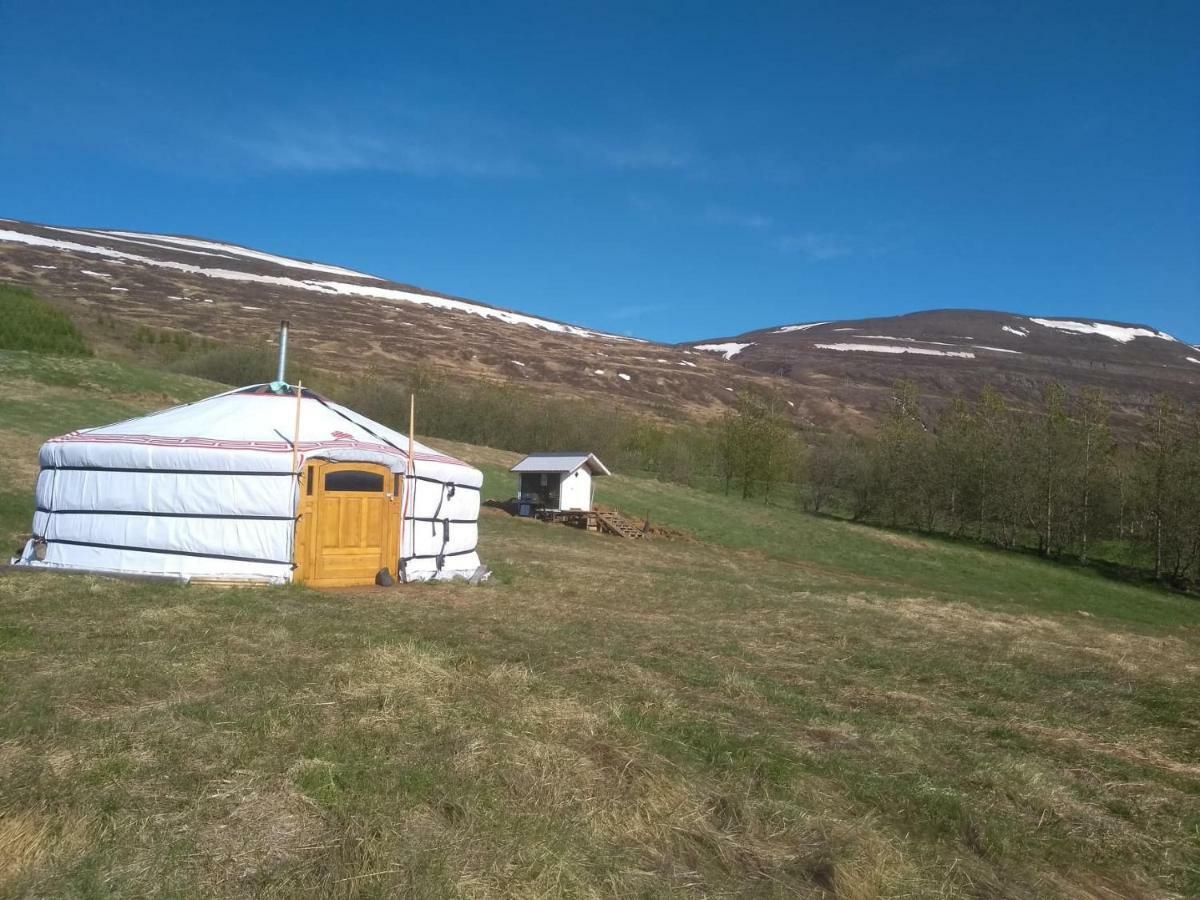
[1,351,1198,898]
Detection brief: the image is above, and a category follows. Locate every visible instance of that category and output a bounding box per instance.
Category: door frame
[294,460,402,587]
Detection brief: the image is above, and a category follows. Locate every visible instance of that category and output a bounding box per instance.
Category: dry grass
[0,356,1198,897]
[0,809,93,890]
[4,509,1196,897]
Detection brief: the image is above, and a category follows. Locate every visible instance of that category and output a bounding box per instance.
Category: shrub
[0,284,90,356]
[170,343,721,485]
[170,345,316,386]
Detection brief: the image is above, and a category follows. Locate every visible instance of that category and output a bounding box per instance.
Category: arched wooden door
[295,461,401,587]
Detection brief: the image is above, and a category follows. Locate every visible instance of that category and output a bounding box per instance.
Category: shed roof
[511,452,611,476]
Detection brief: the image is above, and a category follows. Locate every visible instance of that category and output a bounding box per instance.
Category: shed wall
[559,469,593,511]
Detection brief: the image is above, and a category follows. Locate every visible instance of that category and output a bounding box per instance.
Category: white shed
[511,452,611,514]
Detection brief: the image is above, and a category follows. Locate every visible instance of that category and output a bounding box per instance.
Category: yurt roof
[40,383,477,477]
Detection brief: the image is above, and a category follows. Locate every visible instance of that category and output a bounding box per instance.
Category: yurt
[11,383,485,586]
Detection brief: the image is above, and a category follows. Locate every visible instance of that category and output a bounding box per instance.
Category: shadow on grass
[804,508,1200,602]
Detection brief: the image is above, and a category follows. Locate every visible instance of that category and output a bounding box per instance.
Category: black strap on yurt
[43,538,295,567]
[397,476,475,574]
[309,394,408,456]
[40,465,295,477]
[429,484,444,536]
[36,507,296,522]
[410,475,479,491]
[424,482,460,570]
[404,547,477,562]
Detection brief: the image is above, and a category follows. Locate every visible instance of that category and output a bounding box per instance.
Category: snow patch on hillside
[1029,318,1176,343]
[774,322,828,333]
[0,228,632,341]
[64,226,385,281]
[694,342,754,360]
[1187,357,1200,366]
[974,345,1022,354]
[814,343,976,359]
[859,335,960,347]
[1001,325,1028,337]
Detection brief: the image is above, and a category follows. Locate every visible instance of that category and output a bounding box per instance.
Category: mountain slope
[3,217,1197,431]
[0,218,796,421]
[688,309,1200,427]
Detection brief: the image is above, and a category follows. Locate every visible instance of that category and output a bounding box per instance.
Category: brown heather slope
[3,218,1197,433]
[0,218,819,425]
[686,310,1200,430]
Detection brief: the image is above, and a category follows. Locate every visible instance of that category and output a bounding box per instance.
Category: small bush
[0,284,90,356]
[335,374,721,485]
[170,345,316,387]
[170,343,721,485]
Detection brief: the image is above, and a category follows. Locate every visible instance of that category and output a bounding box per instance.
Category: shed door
[520,472,560,508]
[298,462,400,587]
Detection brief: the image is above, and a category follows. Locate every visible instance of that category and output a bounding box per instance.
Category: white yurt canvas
[11,383,485,585]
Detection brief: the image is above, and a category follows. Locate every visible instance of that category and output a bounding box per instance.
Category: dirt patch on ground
[1015,722,1200,778]
[199,775,327,888]
[135,603,205,624]
[839,522,933,551]
[862,595,1197,679]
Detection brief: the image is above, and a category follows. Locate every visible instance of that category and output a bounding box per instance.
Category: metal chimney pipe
[276,320,290,383]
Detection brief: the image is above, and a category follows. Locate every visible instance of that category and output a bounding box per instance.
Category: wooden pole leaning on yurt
[398,393,416,580]
[290,381,304,477]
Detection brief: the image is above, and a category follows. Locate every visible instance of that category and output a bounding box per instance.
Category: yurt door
[297,462,400,587]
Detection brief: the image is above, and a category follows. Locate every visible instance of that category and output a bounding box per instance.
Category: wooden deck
[535,508,645,539]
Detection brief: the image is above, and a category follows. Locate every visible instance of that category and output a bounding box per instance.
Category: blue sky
[1,1,1196,343]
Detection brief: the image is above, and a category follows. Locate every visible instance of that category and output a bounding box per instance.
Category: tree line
[164,339,1200,588]
[719,381,1200,588]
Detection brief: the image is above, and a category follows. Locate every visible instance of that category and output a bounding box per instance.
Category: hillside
[5,218,1198,435]
[0,218,800,422]
[1,351,1199,897]
[688,310,1200,429]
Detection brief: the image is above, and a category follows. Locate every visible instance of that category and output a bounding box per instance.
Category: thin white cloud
[626,192,670,214]
[562,133,698,172]
[850,141,933,172]
[895,47,967,74]
[230,120,537,178]
[704,206,773,229]
[774,232,853,261]
[606,302,670,322]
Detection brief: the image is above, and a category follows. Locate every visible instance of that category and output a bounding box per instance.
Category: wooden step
[596,510,644,539]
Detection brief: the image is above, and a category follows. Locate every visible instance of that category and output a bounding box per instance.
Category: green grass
[1,352,1198,898]
[0,349,217,400]
[0,284,90,357]
[462,451,1198,631]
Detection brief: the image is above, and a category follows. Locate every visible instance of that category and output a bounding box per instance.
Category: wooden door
[295,462,400,587]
